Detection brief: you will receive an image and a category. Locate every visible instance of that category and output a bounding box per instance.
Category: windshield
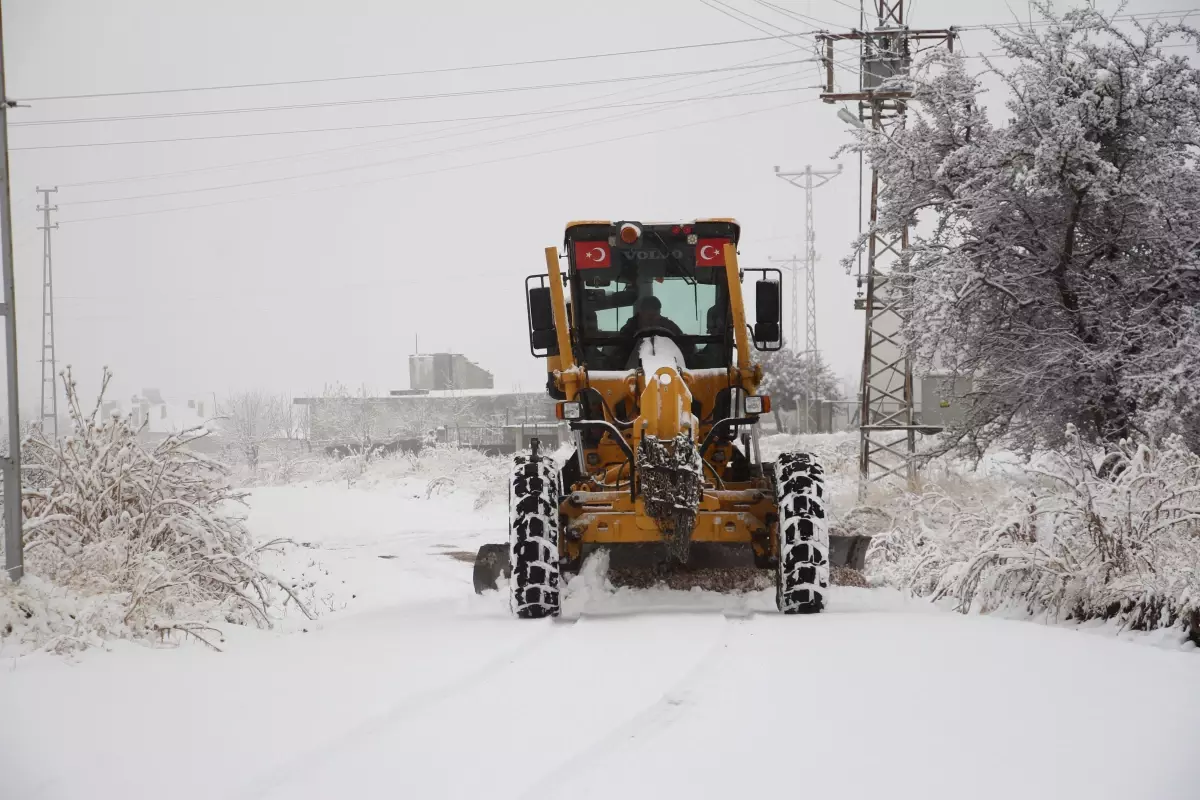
[576,270,731,370]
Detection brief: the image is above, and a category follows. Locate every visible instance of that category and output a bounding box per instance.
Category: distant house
[294,387,555,447]
[408,353,494,391]
[104,389,213,436]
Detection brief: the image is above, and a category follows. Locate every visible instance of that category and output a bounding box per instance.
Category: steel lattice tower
[817,1,956,493]
[37,186,58,440]
[774,164,841,431]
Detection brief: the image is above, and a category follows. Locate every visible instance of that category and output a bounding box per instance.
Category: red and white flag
[574,241,611,269]
[695,239,729,267]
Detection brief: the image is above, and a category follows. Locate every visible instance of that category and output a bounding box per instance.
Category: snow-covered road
[3,476,1198,800]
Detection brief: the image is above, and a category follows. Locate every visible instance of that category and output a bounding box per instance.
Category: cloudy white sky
[1,0,1193,413]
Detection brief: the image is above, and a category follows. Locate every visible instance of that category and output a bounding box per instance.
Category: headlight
[744,395,770,415]
[556,401,583,420]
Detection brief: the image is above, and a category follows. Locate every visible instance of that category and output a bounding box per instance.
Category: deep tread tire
[773,452,829,614]
[508,453,561,618]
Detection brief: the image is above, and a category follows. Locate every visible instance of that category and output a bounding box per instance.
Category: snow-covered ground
[2,441,1198,800]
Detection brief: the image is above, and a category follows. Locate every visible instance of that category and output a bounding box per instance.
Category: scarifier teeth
[637,434,703,563]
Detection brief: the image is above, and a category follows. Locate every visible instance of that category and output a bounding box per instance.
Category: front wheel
[508,453,562,618]
[773,452,829,614]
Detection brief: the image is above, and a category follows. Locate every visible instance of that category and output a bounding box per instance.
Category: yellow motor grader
[474,219,850,617]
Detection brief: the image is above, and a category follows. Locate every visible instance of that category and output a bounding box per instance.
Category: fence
[437,423,565,454]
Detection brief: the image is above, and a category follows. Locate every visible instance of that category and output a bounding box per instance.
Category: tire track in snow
[514,612,748,800]
[236,617,577,800]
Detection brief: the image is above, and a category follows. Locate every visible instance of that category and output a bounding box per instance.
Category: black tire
[773,452,829,614]
[508,452,562,618]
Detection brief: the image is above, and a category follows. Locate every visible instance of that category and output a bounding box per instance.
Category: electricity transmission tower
[774,165,842,357]
[37,186,58,440]
[773,164,841,433]
[767,254,805,433]
[817,2,956,494]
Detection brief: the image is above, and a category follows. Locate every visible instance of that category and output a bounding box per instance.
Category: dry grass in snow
[1,368,313,654]
[864,426,1200,646]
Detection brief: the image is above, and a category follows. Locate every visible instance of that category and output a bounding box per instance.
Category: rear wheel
[508,452,561,618]
[773,452,829,614]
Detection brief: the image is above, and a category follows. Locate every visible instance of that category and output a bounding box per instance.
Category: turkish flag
[574,240,611,269]
[695,239,729,267]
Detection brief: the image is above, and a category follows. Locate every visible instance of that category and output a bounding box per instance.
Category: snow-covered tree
[219,391,285,471]
[758,345,842,405]
[275,393,302,442]
[313,382,383,449]
[757,345,843,432]
[843,5,1200,457]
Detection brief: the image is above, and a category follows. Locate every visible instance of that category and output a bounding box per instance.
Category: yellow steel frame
[545,230,779,566]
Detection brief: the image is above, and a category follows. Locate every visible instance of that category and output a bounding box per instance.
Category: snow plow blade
[472,543,511,594]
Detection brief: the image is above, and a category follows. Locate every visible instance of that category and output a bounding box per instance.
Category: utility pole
[772,163,841,434]
[37,187,58,440]
[818,2,956,495]
[0,3,25,582]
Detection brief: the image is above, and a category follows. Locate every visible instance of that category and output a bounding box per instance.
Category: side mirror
[753,279,781,345]
[526,285,557,356]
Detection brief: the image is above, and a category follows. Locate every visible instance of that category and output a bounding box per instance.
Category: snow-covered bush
[868,427,1200,644]
[218,391,288,472]
[2,367,311,652]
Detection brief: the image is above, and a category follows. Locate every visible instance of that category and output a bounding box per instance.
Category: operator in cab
[615,295,694,368]
[619,295,684,338]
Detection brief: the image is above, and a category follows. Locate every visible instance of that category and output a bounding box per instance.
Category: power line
[47,53,801,175]
[38,74,796,160]
[699,0,807,45]
[746,0,845,29]
[710,0,816,36]
[59,78,810,207]
[792,0,859,13]
[699,0,837,86]
[58,97,817,225]
[11,60,814,128]
[55,59,801,196]
[13,32,821,102]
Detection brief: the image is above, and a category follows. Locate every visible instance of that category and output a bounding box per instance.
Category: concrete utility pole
[817,1,956,495]
[0,3,25,582]
[37,187,58,440]
[773,164,841,434]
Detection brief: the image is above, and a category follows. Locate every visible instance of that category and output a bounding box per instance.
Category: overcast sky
[2,0,1193,414]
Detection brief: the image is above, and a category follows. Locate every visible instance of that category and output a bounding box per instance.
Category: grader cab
[474,219,843,617]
